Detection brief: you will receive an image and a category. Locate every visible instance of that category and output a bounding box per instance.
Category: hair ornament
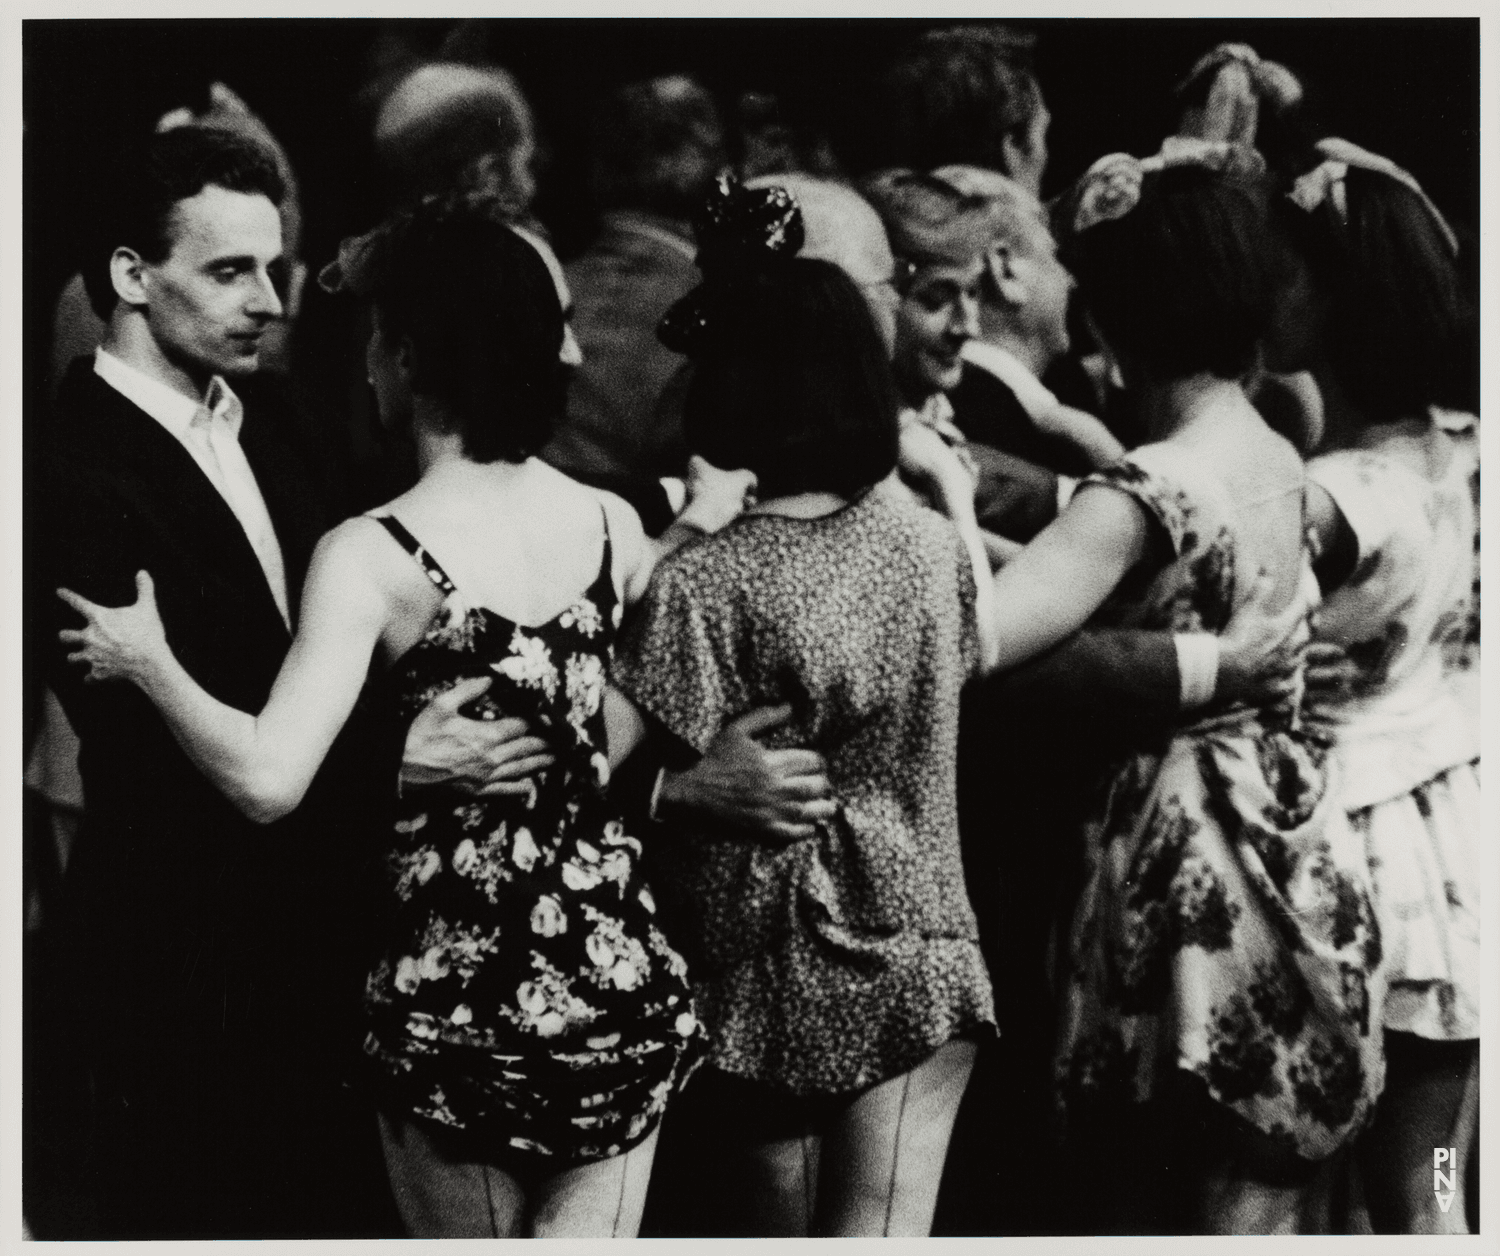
[1062,137,1266,235]
[1287,137,1458,257]
[658,172,806,355]
[1175,43,1302,145]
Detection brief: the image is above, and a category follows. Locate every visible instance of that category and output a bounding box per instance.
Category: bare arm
[978,484,1152,677]
[638,456,757,597]
[59,519,392,824]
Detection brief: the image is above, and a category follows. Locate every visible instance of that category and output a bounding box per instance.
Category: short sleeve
[610,556,750,755]
[1076,450,1191,556]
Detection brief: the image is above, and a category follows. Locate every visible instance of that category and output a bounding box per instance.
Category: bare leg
[736,1129,822,1236]
[815,1038,977,1236]
[1359,1032,1478,1234]
[376,1112,525,1237]
[529,1127,660,1238]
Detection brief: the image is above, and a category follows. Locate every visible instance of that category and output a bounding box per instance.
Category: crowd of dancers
[29,25,1478,1239]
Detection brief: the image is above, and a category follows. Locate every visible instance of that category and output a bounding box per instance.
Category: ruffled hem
[1354,759,1480,1039]
[697,937,996,1096]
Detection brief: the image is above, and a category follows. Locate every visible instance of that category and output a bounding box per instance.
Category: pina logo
[1433,1147,1459,1213]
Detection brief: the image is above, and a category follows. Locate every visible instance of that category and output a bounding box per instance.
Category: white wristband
[1056,475,1079,513]
[648,767,669,823]
[1174,633,1220,710]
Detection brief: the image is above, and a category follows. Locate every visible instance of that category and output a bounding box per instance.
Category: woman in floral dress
[1273,141,1480,1234]
[918,144,1386,1233]
[54,195,749,1237]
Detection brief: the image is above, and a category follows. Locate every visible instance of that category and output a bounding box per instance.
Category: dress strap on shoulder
[367,513,462,599]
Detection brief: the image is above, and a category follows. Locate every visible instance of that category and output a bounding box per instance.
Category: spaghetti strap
[368,513,462,599]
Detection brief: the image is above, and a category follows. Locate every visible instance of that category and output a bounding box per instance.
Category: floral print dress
[1305,413,1480,1040]
[610,485,995,1096]
[361,514,701,1166]
[1053,442,1387,1163]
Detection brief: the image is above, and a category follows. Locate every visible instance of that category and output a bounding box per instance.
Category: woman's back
[612,484,995,1094]
[379,458,641,643]
[1085,398,1308,665]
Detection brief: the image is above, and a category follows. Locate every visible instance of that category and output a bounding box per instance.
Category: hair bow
[658,173,805,355]
[1287,137,1458,256]
[1063,138,1266,235]
[1175,43,1303,146]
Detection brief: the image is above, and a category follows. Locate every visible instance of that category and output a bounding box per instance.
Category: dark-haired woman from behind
[609,187,999,1237]
[945,144,1386,1233]
[53,196,753,1237]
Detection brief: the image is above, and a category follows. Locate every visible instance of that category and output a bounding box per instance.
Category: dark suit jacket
[547,211,699,485]
[40,360,399,1061]
[948,361,1097,478]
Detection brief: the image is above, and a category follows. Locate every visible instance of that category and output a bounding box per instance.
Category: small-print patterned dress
[1305,412,1479,1041]
[1053,441,1387,1163]
[361,513,701,1166]
[611,484,996,1098]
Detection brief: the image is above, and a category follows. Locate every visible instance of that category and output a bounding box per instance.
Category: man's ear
[986,244,1028,308]
[395,333,417,382]
[109,247,149,307]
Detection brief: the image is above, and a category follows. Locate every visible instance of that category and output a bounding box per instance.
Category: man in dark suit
[542,75,725,536]
[37,125,529,1239]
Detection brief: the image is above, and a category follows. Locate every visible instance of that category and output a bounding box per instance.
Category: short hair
[351,196,565,463]
[860,169,1001,276]
[590,76,726,219]
[1062,166,1274,381]
[1280,167,1473,421]
[82,126,285,319]
[373,62,536,215]
[931,164,1053,300]
[682,257,900,499]
[861,25,1042,176]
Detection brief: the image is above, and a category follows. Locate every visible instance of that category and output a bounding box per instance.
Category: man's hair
[857,25,1042,176]
[590,76,726,220]
[1063,167,1274,382]
[82,125,285,319]
[931,164,1053,299]
[683,257,900,499]
[363,196,565,464]
[1277,167,1473,421]
[860,169,1000,277]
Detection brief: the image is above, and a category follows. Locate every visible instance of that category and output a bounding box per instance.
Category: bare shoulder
[309,515,427,603]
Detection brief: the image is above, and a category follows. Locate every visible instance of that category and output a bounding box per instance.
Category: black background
[24,17,1479,396]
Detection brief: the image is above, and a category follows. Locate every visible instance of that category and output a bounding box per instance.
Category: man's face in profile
[141,184,285,383]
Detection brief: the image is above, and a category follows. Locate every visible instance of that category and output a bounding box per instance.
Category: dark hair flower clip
[658,172,805,355]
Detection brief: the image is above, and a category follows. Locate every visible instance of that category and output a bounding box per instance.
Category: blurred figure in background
[859,26,1049,198]
[372,60,538,217]
[542,75,726,534]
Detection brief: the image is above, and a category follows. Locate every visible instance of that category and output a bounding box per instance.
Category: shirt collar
[95,347,243,439]
[960,340,1058,423]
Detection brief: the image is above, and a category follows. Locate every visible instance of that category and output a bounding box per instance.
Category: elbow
[234,772,307,826]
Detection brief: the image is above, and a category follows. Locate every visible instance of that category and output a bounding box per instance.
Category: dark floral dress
[1053,443,1387,1162]
[361,514,701,1165]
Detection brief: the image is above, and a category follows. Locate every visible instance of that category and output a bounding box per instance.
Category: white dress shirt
[94,348,291,627]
